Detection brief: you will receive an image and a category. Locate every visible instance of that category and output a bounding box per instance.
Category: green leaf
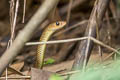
[44,58,55,65]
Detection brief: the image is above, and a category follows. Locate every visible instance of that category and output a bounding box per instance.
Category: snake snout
[60,21,66,27]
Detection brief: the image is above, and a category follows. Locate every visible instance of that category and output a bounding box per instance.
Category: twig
[0,76,30,79]
[54,20,87,37]
[66,0,73,26]
[103,52,114,61]
[22,0,26,23]
[5,0,19,78]
[10,0,19,44]
[95,0,103,62]
[90,37,118,53]
[26,37,88,45]
[59,70,80,76]
[103,48,120,61]
[26,36,118,55]
[5,68,7,80]
[9,0,15,31]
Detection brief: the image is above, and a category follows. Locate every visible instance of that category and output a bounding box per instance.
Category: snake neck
[36,29,55,69]
[40,29,54,42]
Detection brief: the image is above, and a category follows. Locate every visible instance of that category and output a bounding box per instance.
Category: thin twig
[59,70,80,76]
[103,48,120,61]
[9,0,15,30]
[22,0,26,23]
[5,68,7,80]
[26,36,118,55]
[103,52,114,61]
[66,0,73,26]
[83,32,91,71]
[0,76,30,79]
[53,20,87,37]
[95,0,103,62]
[90,37,119,54]
[26,37,88,45]
[5,0,19,78]
[10,0,19,45]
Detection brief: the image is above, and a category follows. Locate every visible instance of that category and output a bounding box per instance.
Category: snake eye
[56,22,60,26]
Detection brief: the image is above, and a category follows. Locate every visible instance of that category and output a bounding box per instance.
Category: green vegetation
[69,60,120,80]
[49,74,64,80]
[44,58,55,65]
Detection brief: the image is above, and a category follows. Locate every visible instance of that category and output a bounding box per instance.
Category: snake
[36,21,66,69]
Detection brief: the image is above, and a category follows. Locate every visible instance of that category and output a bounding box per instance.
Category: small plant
[44,58,55,65]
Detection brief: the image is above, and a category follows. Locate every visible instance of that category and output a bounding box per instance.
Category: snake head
[48,21,66,31]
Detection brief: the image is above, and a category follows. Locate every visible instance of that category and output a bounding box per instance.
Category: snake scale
[36,21,66,69]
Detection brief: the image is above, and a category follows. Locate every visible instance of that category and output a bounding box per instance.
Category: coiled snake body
[36,21,66,69]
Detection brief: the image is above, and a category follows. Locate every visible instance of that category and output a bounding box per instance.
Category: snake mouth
[58,22,66,30]
[60,21,67,27]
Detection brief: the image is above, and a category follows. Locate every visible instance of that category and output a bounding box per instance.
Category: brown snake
[36,21,66,69]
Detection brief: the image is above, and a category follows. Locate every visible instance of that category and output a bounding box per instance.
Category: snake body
[36,21,66,69]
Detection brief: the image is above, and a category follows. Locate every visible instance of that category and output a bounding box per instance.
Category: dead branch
[72,0,110,70]
[0,0,59,76]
